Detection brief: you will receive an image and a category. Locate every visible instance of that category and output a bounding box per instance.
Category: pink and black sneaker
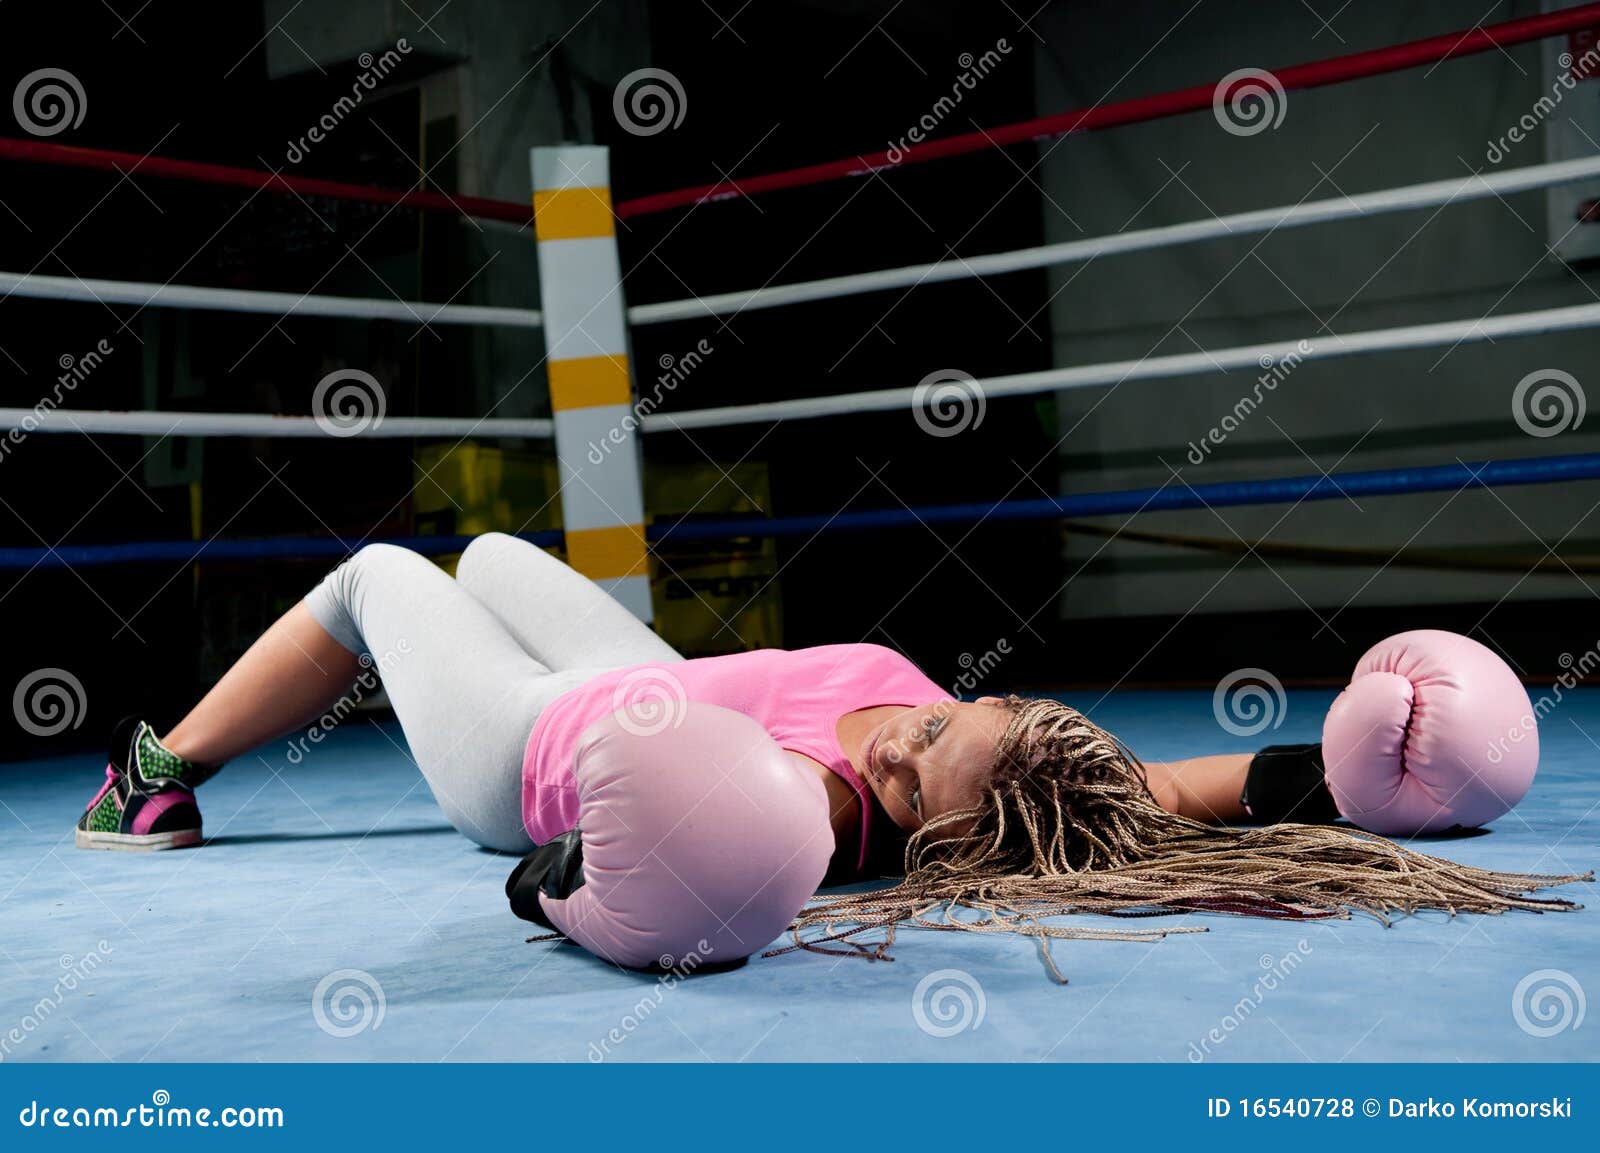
[75,718,216,851]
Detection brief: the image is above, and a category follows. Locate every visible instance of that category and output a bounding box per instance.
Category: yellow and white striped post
[530,145,652,621]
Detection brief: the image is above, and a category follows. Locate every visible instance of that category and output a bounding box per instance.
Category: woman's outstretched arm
[1142,754,1251,825]
[160,601,364,766]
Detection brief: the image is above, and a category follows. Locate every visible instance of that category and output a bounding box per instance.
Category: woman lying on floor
[78,533,1589,973]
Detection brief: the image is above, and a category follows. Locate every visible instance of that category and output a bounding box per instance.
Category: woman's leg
[161,602,366,767]
[454,532,682,670]
[1143,755,1251,824]
[168,543,569,851]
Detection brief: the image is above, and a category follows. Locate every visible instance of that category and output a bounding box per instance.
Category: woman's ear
[975,695,1006,707]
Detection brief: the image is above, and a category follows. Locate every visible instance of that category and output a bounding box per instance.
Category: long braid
[770,696,1591,981]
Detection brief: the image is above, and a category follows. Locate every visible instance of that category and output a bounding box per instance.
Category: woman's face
[857,697,1011,830]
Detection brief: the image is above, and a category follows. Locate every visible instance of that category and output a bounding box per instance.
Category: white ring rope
[9,157,1600,439]
[11,301,1600,438]
[0,271,543,328]
[641,300,1600,431]
[8,159,1591,334]
[0,409,552,438]
[626,155,1600,325]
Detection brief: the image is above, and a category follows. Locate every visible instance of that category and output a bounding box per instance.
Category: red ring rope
[613,2,1600,218]
[0,137,530,224]
[2,3,1595,225]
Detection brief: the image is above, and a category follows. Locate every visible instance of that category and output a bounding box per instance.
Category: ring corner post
[530,144,653,622]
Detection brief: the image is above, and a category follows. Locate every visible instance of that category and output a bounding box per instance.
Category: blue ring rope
[4,452,1597,569]
[649,451,1600,541]
[0,531,562,570]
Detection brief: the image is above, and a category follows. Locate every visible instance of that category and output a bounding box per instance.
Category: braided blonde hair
[772,696,1590,981]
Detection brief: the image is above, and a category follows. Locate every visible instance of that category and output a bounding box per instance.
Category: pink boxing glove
[1321,629,1538,835]
[508,702,831,970]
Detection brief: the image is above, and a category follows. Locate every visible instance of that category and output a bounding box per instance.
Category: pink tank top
[522,644,951,870]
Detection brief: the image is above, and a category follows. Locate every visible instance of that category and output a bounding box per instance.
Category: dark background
[1,1,1594,761]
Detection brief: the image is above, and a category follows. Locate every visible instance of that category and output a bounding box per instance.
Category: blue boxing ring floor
[2,689,1595,1063]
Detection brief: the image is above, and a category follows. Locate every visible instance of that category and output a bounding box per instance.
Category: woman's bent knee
[304,544,433,657]
[456,533,516,581]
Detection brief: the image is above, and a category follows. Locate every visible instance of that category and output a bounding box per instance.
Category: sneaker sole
[74,827,203,852]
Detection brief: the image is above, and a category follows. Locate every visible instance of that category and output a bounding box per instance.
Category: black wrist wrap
[1240,743,1341,825]
[505,829,586,931]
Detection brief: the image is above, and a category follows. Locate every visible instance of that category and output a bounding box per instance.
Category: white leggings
[303,533,682,852]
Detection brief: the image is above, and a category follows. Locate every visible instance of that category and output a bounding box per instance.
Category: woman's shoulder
[791,642,922,670]
[687,644,937,687]
[791,641,905,660]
